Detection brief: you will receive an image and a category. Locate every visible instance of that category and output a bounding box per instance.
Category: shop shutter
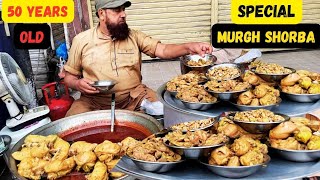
[90,0,213,60]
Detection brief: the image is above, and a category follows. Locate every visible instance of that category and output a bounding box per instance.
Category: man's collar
[96,23,112,40]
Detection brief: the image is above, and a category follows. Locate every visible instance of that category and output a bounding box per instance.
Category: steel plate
[116,156,320,180]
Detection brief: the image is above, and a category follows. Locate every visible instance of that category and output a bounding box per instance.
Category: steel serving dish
[269,146,320,162]
[5,110,163,180]
[199,155,271,178]
[227,112,290,134]
[180,54,217,74]
[92,80,117,92]
[164,141,226,159]
[179,99,219,111]
[229,98,282,111]
[281,91,320,103]
[206,63,241,81]
[170,117,218,132]
[125,156,185,173]
[251,67,296,83]
[205,87,249,101]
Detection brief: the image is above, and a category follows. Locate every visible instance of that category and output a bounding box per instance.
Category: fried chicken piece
[120,137,140,155]
[217,118,241,138]
[86,161,108,180]
[307,135,320,150]
[68,141,97,172]
[12,147,32,161]
[259,93,277,105]
[204,133,228,146]
[24,135,58,147]
[240,150,264,166]
[17,157,48,180]
[69,141,97,156]
[94,140,121,163]
[51,137,70,161]
[106,159,120,172]
[74,151,97,172]
[281,73,301,86]
[253,84,268,98]
[45,157,75,180]
[270,137,304,150]
[282,84,304,94]
[269,121,297,139]
[250,98,260,106]
[210,146,233,165]
[227,156,240,166]
[238,91,254,105]
[294,126,312,144]
[231,137,251,156]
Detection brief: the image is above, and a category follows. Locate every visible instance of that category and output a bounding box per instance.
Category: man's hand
[187,42,213,57]
[155,42,213,59]
[75,78,100,94]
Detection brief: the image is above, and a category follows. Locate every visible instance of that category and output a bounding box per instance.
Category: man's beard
[106,21,129,40]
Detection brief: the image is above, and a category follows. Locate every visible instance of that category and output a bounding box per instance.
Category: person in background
[63,0,213,116]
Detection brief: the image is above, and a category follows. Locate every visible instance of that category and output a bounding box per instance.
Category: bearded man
[64,0,213,116]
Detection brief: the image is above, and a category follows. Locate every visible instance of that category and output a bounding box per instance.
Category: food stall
[3,56,320,179]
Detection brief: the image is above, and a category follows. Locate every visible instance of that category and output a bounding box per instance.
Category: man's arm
[155,42,213,59]
[64,72,99,94]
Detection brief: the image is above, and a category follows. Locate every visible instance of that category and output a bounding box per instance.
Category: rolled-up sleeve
[133,30,160,58]
[64,36,83,76]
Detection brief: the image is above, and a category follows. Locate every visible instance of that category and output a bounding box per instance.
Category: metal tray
[157,83,320,128]
[116,156,320,180]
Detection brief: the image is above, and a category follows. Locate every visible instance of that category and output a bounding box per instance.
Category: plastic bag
[56,43,68,60]
[140,99,164,115]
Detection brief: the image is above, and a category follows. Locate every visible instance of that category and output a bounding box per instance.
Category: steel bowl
[206,63,241,81]
[170,117,218,132]
[229,98,282,111]
[125,155,185,173]
[251,67,296,83]
[199,155,270,178]
[92,80,117,92]
[228,112,290,134]
[179,99,219,111]
[166,90,178,97]
[180,54,217,74]
[269,146,320,162]
[164,141,226,159]
[281,91,320,103]
[205,87,249,101]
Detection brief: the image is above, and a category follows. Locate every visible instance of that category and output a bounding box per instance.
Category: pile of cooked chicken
[122,137,182,162]
[171,118,215,132]
[12,135,126,180]
[233,109,285,123]
[237,84,280,106]
[187,58,212,67]
[176,84,217,103]
[269,117,320,150]
[208,117,269,166]
[208,136,269,166]
[207,66,241,81]
[281,70,320,94]
[204,80,250,93]
[166,71,206,92]
[255,62,292,74]
[164,130,228,147]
